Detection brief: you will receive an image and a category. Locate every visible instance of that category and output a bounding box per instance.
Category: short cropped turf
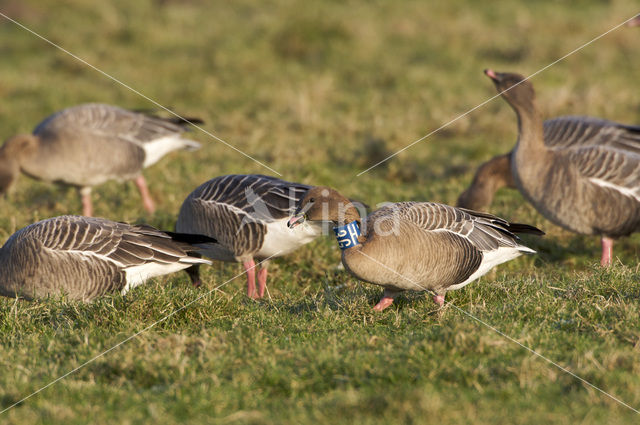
[0,0,639,423]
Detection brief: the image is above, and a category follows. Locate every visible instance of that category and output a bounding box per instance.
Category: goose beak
[288,214,305,229]
[484,68,499,81]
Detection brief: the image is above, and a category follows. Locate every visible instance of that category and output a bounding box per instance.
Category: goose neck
[513,103,545,154]
[333,220,362,251]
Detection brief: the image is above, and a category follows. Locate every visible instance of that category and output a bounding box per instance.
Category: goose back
[0,216,210,301]
[543,116,640,152]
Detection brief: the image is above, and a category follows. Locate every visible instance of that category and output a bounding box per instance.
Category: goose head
[288,186,361,228]
[0,134,36,194]
[484,69,536,113]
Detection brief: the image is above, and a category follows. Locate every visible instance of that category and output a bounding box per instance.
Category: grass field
[0,0,639,423]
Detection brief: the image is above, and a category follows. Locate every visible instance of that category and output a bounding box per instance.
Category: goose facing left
[0,216,213,301]
[289,187,543,311]
[0,103,203,216]
[485,69,640,266]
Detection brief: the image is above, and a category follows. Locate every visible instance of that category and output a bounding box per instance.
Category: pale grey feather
[544,116,640,153]
[0,216,210,301]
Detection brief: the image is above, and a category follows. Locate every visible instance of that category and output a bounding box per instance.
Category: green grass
[0,0,639,423]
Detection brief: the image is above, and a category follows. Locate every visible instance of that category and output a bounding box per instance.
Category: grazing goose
[288,187,543,311]
[457,116,640,210]
[457,152,515,211]
[0,215,213,301]
[175,174,326,298]
[0,103,203,216]
[485,69,640,266]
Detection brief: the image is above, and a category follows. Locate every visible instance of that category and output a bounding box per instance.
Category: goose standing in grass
[288,187,543,311]
[0,215,214,301]
[485,69,640,266]
[0,103,203,216]
[175,174,326,298]
[457,116,640,210]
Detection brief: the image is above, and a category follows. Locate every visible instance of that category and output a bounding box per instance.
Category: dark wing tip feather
[129,107,205,126]
[165,231,218,245]
[162,116,205,126]
[504,222,545,236]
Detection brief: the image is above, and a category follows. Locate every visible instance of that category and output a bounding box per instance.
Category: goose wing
[176,197,265,257]
[25,215,207,267]
[34,103,194,146]
[192,174,311,222]
[568,146,640,202]
[369,202,539,252]
[544,116,640,154]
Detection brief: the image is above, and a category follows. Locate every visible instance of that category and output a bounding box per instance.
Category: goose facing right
[0,103,203,216]
[0,215,213,301]
[176,174,325,298]
[485,69,640,266]
[288,187,543,311]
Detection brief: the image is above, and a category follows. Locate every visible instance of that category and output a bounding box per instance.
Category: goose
[457,116,640,210]
[0,215,214,301]
[175,174,328,298]
[457,152,515,211]
[485,69,640,266]
[288,187,543,311]
[0,103,203,216]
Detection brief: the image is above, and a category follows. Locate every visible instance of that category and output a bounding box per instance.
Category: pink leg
[80,188,93,217]
[257,267,268,298]
[243,259,257,299]
[373,290,398,311]
[134,175,156,214]
[433,294,445,307]
[601,237,614,267]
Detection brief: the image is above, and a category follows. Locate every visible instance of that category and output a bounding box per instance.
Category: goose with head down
[485,69,640,266]
[0,103,202,216]
[288,187,543,311]
[176,174,327,298]
[0,215,213,301]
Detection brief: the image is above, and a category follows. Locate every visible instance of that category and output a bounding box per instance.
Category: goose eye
[309,197,315,203]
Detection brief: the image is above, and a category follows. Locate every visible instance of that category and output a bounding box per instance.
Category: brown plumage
[457,116,640,211]
[484,69,640,265]
[0,216,213,301]
[288,187,542,311]
[0,103,202,216]
[176,174,325,298]
[457,152,515,211]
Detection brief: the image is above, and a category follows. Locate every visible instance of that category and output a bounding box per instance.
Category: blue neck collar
[333,221,361,250]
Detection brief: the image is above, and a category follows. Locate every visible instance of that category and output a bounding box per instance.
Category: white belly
[256,219,323,258]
